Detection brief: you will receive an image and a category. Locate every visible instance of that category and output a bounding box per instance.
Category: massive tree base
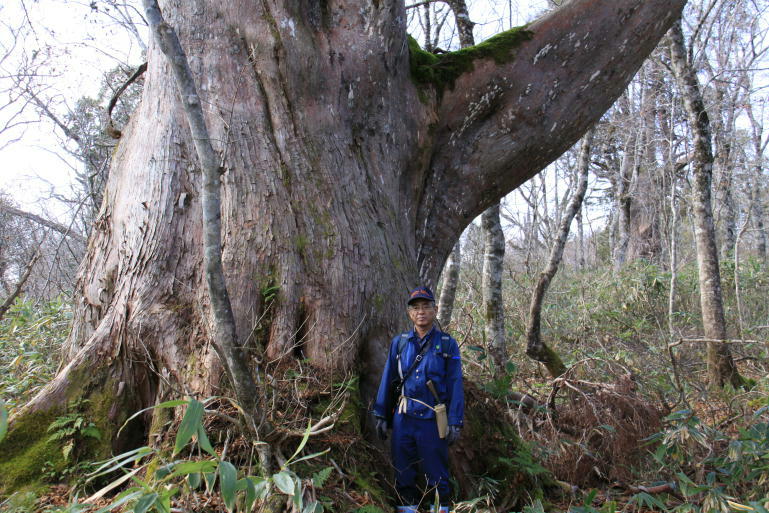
[0,367,555,511]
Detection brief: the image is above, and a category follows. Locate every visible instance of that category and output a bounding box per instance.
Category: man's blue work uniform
[374,324,464,505]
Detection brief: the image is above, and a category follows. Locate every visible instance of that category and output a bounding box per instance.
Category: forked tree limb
[0,246,43,322]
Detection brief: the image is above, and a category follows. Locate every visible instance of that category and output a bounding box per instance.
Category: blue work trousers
[391,412,450,504]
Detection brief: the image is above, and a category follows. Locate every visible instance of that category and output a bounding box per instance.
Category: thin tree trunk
[0,248,42,322]
[745,93,768,262]
[613,132,636,271]
[437,241,461,327]
[577,207,585,270]
[668,20,744,389]
[446,0,508,371]
[142,0,267,435]
[481,204,507,371]
[526,128,595,377]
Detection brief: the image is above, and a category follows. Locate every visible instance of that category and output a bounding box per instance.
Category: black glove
[375,416,388,440]
[446,425,461,446]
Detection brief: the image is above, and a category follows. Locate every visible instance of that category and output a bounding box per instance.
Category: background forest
[1,0,768,512]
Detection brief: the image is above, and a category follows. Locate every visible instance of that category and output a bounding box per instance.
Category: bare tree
[526,128,595,378]
[668,19,744,389]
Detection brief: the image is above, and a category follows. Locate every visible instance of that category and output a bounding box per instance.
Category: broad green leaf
[273,471,295,495]
[302,501,323,513]
[250,476,270,500]
[174,399,204,455]
[204,471,217,492]
[188,472,201,489]
[243,478,257,512]
[169,460,218,477]
[292,476,303,511]
[0,400,8,443]
[196,423,217,457]
[219,460,237,512]
[132,493,158,513]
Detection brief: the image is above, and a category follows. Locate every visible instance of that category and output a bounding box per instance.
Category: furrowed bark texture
[141,0,263,432]
[9,0,686,456]
[668,21,743,389]
[525,128,594,378]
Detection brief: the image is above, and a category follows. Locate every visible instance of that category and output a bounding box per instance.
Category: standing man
[373,286,464,513]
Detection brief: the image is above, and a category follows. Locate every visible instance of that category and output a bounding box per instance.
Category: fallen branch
[670,337,765,346]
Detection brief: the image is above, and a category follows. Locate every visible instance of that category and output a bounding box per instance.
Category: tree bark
[141,0,266,435]
[6,0,687,479]
[613,128,636,271]
[437,241,461,327]
[481,203,507,371]
[668,20,744,389]
[526,128,595,378]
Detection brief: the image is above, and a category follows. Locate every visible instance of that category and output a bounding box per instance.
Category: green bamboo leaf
[196,423,217,457]
[243,478,257,512]
[292,477,303,511]
[188,472,201,489]
[132,493,158,513]
[302,501,323,513]
[284,421,313,467]
[87,447,154,479]
[219,460,237,512]
[204,471,217,492]
[169,460,218,477]
[117,399,189,438]
[174,399,204,455]
[273,471,295,495]
[0,400,8,443]
[93,490,144,513]
[290,448,330,465]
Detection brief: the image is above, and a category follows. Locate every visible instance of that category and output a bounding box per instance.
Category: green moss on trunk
[408,26,533,98]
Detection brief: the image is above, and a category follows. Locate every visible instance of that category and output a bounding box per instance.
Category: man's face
[407,299,437,330]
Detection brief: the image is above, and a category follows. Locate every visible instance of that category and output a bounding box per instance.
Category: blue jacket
[374,327,464,426]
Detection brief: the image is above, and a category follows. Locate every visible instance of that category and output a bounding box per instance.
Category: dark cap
[407,286,435,305]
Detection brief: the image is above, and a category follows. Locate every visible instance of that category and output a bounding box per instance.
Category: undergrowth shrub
[0,297,69,414]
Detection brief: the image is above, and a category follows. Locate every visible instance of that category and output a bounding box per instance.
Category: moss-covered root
[0,369,142,496]
[0,409,64,496]
[526,341,567,379]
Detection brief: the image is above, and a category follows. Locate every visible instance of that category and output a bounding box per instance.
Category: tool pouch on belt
[426,380,448,439]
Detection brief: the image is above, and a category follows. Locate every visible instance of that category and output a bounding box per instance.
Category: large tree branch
[0,204,87,245]
[415,0,685,281]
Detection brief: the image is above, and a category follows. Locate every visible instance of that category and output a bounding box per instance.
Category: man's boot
[429,506,449,513]
[396,506,419,513]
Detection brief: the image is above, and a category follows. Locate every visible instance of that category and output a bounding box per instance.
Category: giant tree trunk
[668,20,744,389]
[2,0,687,492]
